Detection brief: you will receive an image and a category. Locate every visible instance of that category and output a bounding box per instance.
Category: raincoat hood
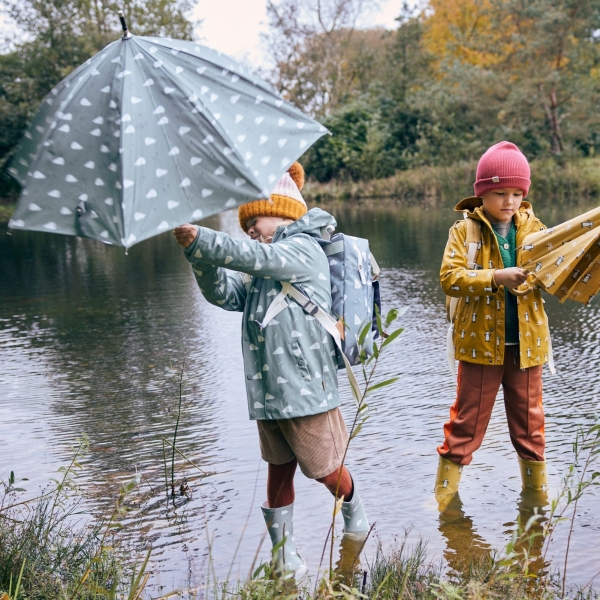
[273,207,337,242]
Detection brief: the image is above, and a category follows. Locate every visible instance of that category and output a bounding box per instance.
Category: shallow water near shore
[1,198,599,594]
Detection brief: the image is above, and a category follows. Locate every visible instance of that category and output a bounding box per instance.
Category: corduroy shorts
[256,407,349,479]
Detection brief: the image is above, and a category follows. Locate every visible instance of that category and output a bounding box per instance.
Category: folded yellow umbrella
[515,206,600,304]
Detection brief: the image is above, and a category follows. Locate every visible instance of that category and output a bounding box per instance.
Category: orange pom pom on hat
[238,162,307,231]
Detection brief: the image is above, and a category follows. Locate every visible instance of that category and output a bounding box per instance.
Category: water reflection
[1,199,599,590]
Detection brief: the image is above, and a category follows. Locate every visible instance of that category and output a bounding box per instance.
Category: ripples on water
[1,201,599,592]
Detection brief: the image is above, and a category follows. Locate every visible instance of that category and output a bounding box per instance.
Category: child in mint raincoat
[174,162,368,576]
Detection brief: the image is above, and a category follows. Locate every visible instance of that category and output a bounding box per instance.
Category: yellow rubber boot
[518,458,548,492]
[434,456,463,512]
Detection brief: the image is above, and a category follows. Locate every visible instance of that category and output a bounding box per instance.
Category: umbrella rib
[132,39,201,223]
[137,38,271,195]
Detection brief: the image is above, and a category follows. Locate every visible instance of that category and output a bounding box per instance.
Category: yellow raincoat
[441,197,551,369]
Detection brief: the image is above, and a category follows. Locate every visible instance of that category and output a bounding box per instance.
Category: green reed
[0,435,151,599]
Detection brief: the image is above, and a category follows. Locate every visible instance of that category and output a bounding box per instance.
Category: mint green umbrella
[8,22,326,248]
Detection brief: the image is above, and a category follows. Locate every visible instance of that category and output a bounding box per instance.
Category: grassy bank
[303,157,600,205]
[2,423,599,599]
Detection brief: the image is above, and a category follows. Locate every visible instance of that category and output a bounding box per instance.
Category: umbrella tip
[118,10,131,39]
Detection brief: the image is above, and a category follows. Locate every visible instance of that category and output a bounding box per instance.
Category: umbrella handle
[509,285,533,297]
[118,10,130,38]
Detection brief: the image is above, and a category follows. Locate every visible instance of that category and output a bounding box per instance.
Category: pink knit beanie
[474,141,531,198]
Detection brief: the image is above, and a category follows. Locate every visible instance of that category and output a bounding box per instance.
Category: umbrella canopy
[517,206,600,304]
[7,34,327,248]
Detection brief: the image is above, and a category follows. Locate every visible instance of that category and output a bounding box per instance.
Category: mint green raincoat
[184,207,340,420]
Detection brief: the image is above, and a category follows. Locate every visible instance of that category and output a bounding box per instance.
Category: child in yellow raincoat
[436,141,551,511]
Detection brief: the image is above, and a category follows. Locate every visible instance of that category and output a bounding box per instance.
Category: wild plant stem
[171,363,186,501]
[43,437,86,544]
[561,427,600,597]
[328,329,383,576]
[162,439,169,503]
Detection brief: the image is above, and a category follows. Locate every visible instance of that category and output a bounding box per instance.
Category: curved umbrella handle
[508,284,533,297]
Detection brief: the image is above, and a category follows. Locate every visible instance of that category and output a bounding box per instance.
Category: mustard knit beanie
[238,162,307,231]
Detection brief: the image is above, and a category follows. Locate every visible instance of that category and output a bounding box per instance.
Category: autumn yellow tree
[422,0,516,68]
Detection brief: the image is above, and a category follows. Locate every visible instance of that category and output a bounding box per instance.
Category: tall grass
[303,157,600,205]
[0,435,151,599]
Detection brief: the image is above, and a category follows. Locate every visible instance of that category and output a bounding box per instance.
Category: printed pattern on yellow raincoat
[441,197,551,369]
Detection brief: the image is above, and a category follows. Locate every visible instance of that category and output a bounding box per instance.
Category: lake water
[1,199,599,595]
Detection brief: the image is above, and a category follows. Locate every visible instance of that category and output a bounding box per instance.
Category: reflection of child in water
[436,142,551,511]
[174,163,369,577]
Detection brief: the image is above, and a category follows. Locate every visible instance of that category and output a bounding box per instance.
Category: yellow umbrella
[514,206,600,304]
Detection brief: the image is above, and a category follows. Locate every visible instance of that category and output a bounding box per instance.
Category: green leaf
[385,308,399,327]
[381,327,405,349]
[372,341,380,359]
[367,377,399,393]
[358,320,372,347]
[350,424,363,439]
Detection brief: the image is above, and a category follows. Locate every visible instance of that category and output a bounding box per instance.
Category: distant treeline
[2,0,600,199]
[264,0,600,183]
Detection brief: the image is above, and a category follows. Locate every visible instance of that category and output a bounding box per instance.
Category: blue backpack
[321,232,381,367]
[261,230,381,399]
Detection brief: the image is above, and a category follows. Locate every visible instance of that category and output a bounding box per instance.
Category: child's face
[245,216,286,243]
[481,188,524,223]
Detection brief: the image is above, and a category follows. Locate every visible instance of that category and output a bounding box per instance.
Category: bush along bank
[303,157,600,206]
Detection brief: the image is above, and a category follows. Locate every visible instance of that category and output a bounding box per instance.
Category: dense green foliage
[0,0,194,198]
[264,0,600,182]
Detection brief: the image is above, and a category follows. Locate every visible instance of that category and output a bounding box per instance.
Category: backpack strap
[465,215,482,270]
[284,284,361,401]
[257,282,362,401]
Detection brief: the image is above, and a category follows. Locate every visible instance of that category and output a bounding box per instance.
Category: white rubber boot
[341,483,369,539]
[261,502,307,578]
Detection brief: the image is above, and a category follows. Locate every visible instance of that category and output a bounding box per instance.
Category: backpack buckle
[300,298,319,316]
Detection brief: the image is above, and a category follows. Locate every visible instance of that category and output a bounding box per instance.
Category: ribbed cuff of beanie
[238,196,307,231]
[474,176,531,198]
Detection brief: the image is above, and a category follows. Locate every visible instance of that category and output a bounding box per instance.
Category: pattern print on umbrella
[517,205,600,305]
[8,34,327,248]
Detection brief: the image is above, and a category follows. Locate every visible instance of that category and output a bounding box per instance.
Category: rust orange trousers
[438,346,545,466]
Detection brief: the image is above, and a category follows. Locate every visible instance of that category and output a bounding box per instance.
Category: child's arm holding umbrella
[174,224,248,312]
[174,223,320,284]
[440,221,528,296]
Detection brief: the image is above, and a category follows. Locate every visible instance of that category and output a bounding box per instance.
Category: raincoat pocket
[289,341,312,381]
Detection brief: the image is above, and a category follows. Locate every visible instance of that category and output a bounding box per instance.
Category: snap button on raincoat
[185,207,340,420]
[441,197,551,369]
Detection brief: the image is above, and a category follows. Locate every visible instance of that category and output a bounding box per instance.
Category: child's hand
[173,224,199,249]
[494,267,529,289]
